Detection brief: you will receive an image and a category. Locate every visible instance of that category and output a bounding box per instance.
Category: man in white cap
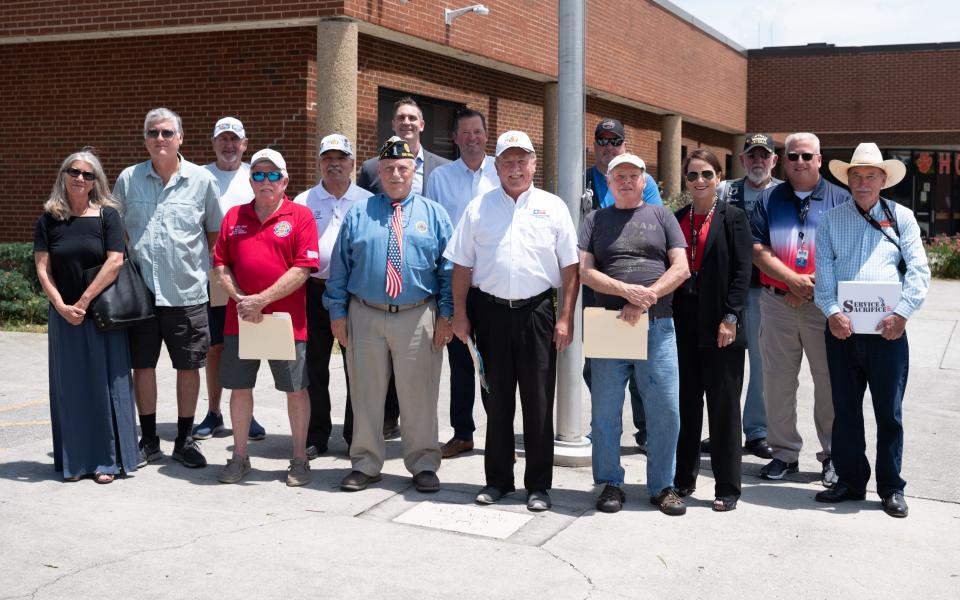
[445,130,579,512]
[578,153,690,516]
[813,143,930,518]
[213,149,319,486]
[294,133,371,458]
[194,117,267,443]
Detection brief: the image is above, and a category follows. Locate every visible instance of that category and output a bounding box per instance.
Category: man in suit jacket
[358,96,450,196]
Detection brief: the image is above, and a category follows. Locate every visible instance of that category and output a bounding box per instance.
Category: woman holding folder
[672,149,752,512]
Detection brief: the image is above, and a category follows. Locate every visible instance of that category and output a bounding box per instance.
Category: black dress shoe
[744,437,773,459]
[881,492,909,518]
[413,470,440,493]
[814,482,866,503]
[340,470,381,491]
[596,485,625,513]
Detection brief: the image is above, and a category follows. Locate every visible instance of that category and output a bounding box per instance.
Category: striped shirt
[814,198,930,319]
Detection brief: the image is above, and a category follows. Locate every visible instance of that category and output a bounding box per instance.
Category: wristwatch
[722,313,738,324]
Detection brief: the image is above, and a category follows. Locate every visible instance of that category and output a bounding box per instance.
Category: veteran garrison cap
[378,136,416,160]
[743,133,774,153]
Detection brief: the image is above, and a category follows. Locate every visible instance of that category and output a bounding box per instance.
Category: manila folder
[583,307,648,360]
[239,312,296,360]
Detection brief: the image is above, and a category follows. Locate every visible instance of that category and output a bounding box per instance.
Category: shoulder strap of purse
[96,207,108,263]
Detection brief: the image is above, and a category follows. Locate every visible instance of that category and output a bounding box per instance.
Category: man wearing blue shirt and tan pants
[813,143,930,518]
[325,137,454,494]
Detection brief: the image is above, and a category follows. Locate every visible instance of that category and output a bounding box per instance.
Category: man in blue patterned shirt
[813,143,930,518]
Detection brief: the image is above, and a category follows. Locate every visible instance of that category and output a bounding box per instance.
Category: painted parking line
[0,399,48,413]
[0,419,51,427]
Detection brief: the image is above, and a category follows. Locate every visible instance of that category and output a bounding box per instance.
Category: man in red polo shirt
[212,148,319,487]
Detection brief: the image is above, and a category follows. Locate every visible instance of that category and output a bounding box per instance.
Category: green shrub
[663,191,691,212]
[925,235,960,279]
[0,243,47,326]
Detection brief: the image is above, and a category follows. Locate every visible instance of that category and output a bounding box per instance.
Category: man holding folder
[578,153,689,515]
[813,143,929,517]
[212,149,319,487]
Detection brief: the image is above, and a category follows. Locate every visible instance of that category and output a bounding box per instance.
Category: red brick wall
[748,46,960,136]
[0,28,316,242]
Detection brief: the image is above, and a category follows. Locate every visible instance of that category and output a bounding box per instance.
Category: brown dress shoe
[441,437,474,458]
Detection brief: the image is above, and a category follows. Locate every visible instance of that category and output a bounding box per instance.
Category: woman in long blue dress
[33,150,139,483]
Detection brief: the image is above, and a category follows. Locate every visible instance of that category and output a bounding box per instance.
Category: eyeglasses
[146,128,177,139]
[65,167,96,181]
[595,138,624,147]
[744,150,772,160]
[251,171,283,182]
[786,152,816,162]
[685,170,716,182]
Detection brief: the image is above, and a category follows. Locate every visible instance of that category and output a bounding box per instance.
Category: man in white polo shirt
[424,109,499,459]
[194,116,266,443]
[294,133,371,458]
[444,130,579,512]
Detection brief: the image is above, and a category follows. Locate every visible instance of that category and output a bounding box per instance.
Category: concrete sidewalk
[1,281,959,599]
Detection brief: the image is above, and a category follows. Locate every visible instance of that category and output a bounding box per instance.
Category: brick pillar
[731,134,746,179]
[543,82,559,194]
[316,19,358,176]
[661,114,682,199]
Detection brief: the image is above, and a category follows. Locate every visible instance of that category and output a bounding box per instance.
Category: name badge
[795,247,809,268]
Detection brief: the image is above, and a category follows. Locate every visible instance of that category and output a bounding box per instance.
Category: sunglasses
[65,167,96,181]
[595,138,624,147]
[685,170,716,182]
[786,152,816,162]
[251,171,283,182]
[146,128,177,139]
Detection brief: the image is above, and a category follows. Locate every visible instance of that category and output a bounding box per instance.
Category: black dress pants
[474,292,555,492]
[305,280,399,449]
[673,294,744,498]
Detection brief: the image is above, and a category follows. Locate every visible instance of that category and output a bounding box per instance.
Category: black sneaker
[759,458,799,480]
[596,484,625,513]
[172,438,207,468]
[137,436,162,467]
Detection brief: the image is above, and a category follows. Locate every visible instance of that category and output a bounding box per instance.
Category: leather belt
[764,285,787,296]
[354,295,430,313]
[478,289,552,309]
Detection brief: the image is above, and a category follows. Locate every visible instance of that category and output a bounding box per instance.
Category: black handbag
[82,209,156,332]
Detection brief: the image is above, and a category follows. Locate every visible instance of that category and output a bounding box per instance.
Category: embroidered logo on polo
[415,221,428,233]
[531,209,549,218]
[229,224,248,236]
[273,221,292,237]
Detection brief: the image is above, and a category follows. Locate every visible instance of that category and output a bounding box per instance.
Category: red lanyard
[689,200,716,271]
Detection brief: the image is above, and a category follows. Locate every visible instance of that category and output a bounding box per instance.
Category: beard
[746,166,771,186]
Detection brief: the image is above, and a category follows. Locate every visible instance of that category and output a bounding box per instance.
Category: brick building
[0,0,747,242]
[2,1,957,241]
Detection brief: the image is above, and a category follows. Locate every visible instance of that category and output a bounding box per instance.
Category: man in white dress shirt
[444,130,579,512]
[294,133,371,457]
[425,109,500,459]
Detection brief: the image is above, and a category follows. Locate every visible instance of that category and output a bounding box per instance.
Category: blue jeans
[590,318,680,497]
[743,286,767,441]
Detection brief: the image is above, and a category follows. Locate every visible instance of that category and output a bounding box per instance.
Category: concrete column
[661,114,682,199]
[316,19,358,175]
[731,134,746,179]
[542,82,559,194]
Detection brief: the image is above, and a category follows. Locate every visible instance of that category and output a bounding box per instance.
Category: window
[376,88,463,160]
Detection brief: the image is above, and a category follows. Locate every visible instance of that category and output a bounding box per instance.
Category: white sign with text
[838,281,902,335]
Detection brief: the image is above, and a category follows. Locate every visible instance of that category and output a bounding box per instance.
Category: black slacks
[673,294,744,498]
[474,292,555,492]
[305,280,399,449]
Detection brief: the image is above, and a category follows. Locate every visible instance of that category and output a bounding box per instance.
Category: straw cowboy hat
[828,143,906,189]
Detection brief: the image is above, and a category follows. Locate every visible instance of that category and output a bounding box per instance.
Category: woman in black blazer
[672,149,753,511]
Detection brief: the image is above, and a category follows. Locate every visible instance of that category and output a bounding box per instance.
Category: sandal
[93,472,115,485]
[713,496,738,512]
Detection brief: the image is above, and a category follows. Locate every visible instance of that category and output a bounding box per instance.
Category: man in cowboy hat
[324,136,454,494]
[812,143,930,518]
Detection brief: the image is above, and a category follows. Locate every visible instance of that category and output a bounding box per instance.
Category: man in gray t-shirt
[577,153,690,516]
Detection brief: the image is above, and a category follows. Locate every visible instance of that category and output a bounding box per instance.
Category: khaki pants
[758,288,833,464]
[346,297,442,476]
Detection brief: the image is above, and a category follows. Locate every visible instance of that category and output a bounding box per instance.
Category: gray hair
[44,151,120,221]
[784,132,821,153]
[143,107,183,138]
